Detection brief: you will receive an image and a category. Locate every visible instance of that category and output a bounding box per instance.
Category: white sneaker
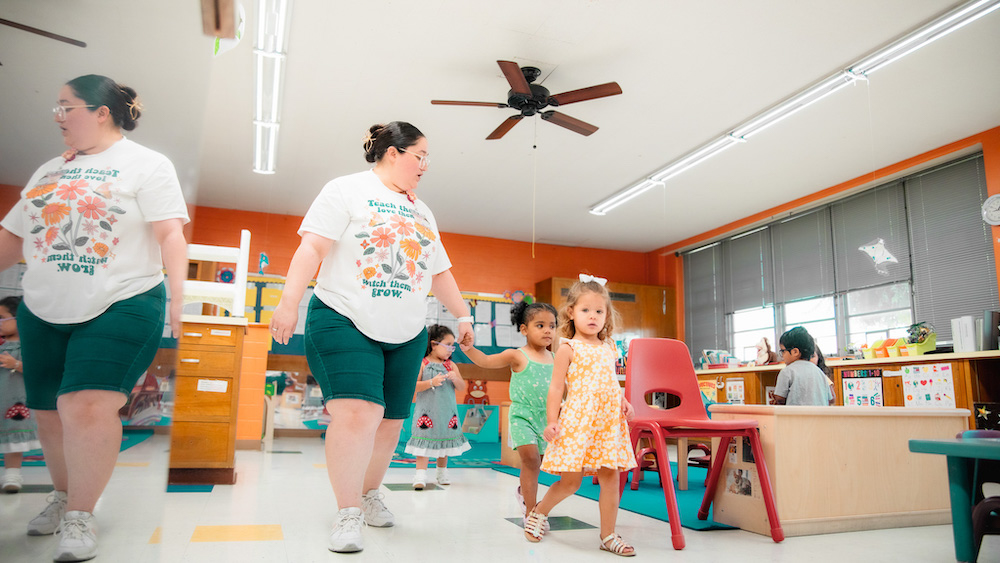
[2,472,23,493]
[27,491,67,535]
[436,467,451,485]
[328,507,364,553]
[361,489,394,527]
[412,470,426,490]
[515,485,526,515]
[54,510,98,562]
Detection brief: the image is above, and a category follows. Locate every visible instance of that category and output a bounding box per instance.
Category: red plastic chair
[622,338,784,549]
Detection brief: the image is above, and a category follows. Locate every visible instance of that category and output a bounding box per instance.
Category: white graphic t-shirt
[1,138,189,324]
[299,170,452,343]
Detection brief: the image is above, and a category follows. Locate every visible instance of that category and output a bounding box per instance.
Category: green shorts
[508,402,547,454]
[304,296,426,419]
[18,283,166,411]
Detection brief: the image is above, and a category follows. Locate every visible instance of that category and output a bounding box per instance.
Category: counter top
[709,404,971,418]
[180,314,249,327]
[694,349,1000,375]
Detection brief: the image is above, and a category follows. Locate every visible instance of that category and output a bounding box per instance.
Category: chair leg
[650,430,685,550]
[699,437,732,521]
[748,431,783,543]
[677,437,688,491]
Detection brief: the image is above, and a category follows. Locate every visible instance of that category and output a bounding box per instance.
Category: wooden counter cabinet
[168,316,247,484]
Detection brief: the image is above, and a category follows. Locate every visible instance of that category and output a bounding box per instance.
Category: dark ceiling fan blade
[541,111,598,136]
[0,19,87,48]
[431,100,509,108]
[549,82,622,106]
[497,60,531,95]
[486,115,523,140]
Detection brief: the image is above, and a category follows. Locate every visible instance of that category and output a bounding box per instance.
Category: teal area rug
[390,440,501,468]
[491,464,733,531]
[0,428,155,467]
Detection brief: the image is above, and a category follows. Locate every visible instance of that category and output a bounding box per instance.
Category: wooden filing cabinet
[168,317,246,484]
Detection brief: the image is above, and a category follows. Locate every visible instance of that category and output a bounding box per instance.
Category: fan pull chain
[532,118,538,259]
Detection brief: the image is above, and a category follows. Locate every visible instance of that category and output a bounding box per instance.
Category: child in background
[811,345,837,405]
[0,296,39,493]
[774,326,834,406]
[405,325,469,489]
[462,301,557,526]
[525,276,637,557]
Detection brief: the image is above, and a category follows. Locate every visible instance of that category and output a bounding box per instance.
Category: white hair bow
[579,273,608,286]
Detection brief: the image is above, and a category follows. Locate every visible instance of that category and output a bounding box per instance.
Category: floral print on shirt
[356,199,436,297]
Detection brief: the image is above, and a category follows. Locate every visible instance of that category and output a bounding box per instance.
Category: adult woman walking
[0,74,189,562]
[269,121,473,554]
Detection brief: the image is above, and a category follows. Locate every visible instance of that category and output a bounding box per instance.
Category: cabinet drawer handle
[183,332,203,338]
[180,358,200,364]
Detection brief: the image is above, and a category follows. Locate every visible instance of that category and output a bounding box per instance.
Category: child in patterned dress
[462,301,557,527]
[524,276,638,557]
[405,325,470,489]
[0,296,40,493]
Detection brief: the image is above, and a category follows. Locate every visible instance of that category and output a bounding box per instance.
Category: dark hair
[425,324,455,357]
[813,345,831,376]
[780,326,815,360]
[66,74,142,131]
[0,295,21,316]
[511,301,557,329]
[363,121,424,163]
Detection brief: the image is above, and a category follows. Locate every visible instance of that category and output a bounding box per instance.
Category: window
[730,306,775,362]
[845,282,912,348]
[784,296,837,354]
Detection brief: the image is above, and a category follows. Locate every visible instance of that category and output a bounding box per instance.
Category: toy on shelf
[902,322,937,356]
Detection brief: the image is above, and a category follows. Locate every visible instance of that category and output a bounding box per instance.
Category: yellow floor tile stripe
[313,463,327,469]
[190,525,284,542]
[148,527,162,544]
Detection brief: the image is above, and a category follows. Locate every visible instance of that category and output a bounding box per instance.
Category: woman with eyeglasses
[404,324,470,490]
[268,121,473,554]
[0,74,188,561]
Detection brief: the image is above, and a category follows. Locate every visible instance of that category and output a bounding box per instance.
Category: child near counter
[774,326,834,406]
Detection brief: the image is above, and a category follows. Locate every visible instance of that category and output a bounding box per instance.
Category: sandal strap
[525,511,547,538]
[602,533,633,554]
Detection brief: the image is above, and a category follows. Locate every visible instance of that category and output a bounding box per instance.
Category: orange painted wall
[236,324,270,443]
[1,184,21,216]
[189,206,656,293]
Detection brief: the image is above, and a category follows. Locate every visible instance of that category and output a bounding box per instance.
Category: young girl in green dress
[0,296,40,493]
[462,301,557,527]
[405,325,470,489]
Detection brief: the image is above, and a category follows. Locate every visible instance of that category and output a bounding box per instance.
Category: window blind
[831,183,911,291]
[724,227,773,312]
[771,209,835,303]
[905,155,998,342]
[684,244,727,363]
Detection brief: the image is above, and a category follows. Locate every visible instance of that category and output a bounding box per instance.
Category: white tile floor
[0,435,990,562]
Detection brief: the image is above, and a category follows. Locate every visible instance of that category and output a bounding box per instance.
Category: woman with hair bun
[270,121,473,554]
[0,74,189,561]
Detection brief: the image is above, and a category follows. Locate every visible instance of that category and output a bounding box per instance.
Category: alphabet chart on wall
[901,363,955,408]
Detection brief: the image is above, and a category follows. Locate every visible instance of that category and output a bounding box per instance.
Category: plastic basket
[902,333,937,356]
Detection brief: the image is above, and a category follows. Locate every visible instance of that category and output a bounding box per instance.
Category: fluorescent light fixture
[253,0,291,174]
[589,0,1000,215]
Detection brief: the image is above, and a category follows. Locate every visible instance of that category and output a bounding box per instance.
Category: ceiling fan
[431,60,622,140]
[0,18,86,66]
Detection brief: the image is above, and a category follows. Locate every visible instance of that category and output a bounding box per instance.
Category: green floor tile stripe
[383,483,444,491]
[166,484,215,493]
[0,428,155,467]
[6,484,54,494]
[491,464,733,531]
[505,515,597,531]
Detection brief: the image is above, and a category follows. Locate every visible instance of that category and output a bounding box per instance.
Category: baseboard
[779,509,951,537]
[274,428,324,438]
[235,439,261,451]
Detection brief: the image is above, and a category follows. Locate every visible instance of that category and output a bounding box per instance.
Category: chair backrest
[959,429,1000,439]
[626,338,710,423]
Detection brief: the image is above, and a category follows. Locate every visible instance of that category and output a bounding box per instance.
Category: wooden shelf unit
[168,317,246,484]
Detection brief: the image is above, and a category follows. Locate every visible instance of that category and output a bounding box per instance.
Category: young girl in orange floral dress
[523,275,637,557]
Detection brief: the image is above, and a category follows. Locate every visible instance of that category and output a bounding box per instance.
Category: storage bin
[902,333,937,356]
[886,339,905,357]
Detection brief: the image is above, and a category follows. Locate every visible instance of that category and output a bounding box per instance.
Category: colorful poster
[901,363,956,407]
[842,377,884,407]
[725,378,745,404]
[699,380,718,403]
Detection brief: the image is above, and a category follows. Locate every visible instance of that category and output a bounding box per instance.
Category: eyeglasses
[398,148,429,169]
[0,317,14,323]
[53,104,97,121]
[433,341,455,352]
